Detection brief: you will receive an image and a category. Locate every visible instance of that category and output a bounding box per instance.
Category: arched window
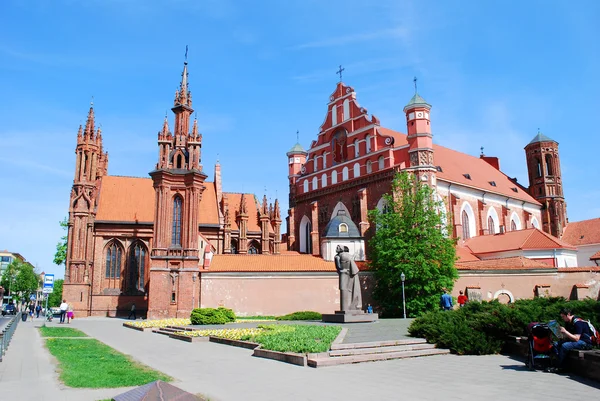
[511,220,517,231]
[343,99,350,121]
[488,216,496,235]
[248,240,261,254]
[172,196,182,246]
[176,154,183,169]
[462,210,470,239]
[378,156,385,170]
[339,223,348,233]
[312,176,318,190]
[366,160,372,174]
[532,217,540,229]
[331,105,337,125]
[105,241,122,279]
[303,180,309,193]
[128,242,147,292]
[342,167,349,181]
[321,173,327,188]
[535,158,542,178]
[231,239,238,254]
[365,135,371,153]
[545,154,553,176]
[354,139,360,157]
[510,212,521,231]
[323,153,327,169]
[353,163,360,178]
[299,216,312,254]
[331,170,338,184]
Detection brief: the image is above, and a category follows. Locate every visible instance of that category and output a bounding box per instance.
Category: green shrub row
[190,307,236,325]
[240,324,341,353]
[275,311,322,321]
[408,297,600,355]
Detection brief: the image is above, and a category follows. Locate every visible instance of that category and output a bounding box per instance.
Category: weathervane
[296,130,299,143]
[336,65,345,82]
[413,76,418,94]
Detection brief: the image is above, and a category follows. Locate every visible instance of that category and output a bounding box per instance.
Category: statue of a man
[334,245,362,312]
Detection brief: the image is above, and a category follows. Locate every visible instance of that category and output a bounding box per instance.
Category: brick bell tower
[525,130,567,238]
[403,80,436,186]
[148,55,207,319]
[64,103,108,316]
[286,137,307,251]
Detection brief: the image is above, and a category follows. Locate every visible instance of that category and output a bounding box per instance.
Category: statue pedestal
[322,310,379,323]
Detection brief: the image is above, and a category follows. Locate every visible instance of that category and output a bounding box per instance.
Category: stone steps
[307,338,450,367]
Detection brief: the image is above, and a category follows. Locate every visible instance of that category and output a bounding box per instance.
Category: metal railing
[0,315,19,362]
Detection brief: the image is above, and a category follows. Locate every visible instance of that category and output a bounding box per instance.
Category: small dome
[528,132,557,145]
[287,142,307,155]
[322,211,361,238]
[403,93,431,112]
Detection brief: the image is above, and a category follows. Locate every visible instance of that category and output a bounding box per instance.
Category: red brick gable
[562,218,600,246]
[464,228,575,254]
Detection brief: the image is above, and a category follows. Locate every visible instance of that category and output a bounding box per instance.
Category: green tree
[368,172,458,317]
[53,218,68,267]
[47,279,64,307]
[0,259,39,305]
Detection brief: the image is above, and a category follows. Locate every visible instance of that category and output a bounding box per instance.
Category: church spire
[84,104,95,139]
[174,47,192,108]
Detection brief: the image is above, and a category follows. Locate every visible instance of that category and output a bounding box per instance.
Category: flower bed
[123,318,191,329]
[174,327,264,340]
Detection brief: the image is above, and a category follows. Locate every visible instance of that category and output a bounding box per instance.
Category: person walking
[440,288,453,311]
[28,303,35,322]
[457,291,468,308]
[35,303,42,318]
[66,303,74,323]
[59,299,68,323]
[128,303,136,320]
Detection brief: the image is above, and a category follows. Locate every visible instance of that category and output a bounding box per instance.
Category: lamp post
[401,272,406,319]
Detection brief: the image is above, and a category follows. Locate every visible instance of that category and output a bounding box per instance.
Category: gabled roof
[456,256,555,270]
[562,218,600,246]
[96,176,220,225]
[456,246,480,262]
[208,254,335,272]
[225,193,261,232]
[590,250,600,260]
[528,132,556,145]
[464,228,576,254]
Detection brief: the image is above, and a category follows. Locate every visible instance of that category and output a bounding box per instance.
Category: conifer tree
[368,172,457,317]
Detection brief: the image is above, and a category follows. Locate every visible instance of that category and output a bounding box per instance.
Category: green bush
[190,307,236,325]
[241,324,341,353]
[408,297,600,355]
[276,311,322,321]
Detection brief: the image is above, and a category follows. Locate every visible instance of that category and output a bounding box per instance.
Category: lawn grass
[45,338,171,388]
[39,326,88,337]
[243,324,341,353]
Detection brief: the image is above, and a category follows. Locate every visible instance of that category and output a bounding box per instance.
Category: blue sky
[1,0,598,278]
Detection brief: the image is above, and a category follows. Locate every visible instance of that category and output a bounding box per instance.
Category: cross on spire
[296,130,299,143]
[480,146,484,156]
[413,76,418,94]
[90,95,94,107]
[185,45,188,63]
[336,65,345,82]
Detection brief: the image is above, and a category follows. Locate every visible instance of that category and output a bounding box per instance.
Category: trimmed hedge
[408,297,600,355]
[190,307,236,325]
[275,311,322,321]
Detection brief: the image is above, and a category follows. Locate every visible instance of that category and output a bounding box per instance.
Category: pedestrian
[59,299,68,323]
[35,303,42,318]
[128,303,137,320]
[551,308,595,372]
[366,304,373,314]
[67,303,74,323]
[440,288,453,311]
[28,303,35,321]
[457,290,468,308]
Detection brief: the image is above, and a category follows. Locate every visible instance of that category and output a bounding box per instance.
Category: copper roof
[464,228,575,254]
[457,256,554,270]
[208,254,336,272]
[562,218,600,246]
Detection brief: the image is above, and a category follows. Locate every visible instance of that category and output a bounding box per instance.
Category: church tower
[286,141,307,250]
[148,56,207,319]
[403,85,436,186]
[525,131,567,238]
[64,104,108,314]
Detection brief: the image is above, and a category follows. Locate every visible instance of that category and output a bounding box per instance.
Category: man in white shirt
[59,300,68,324]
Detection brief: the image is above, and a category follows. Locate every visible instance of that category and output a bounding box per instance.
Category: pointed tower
[148,55,207,319]
[222,194,232,253]
[272,199,282,254]
[259,195,271,254]
[525,131,567,238]
[286,141,307,250]
[403,83,436,186]
[64,103,108,315]
[237,194,249,254]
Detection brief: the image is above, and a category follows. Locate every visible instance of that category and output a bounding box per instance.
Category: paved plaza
[0,316,598,401]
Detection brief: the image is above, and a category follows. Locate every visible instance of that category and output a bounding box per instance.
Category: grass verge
[39,326,88,338]
[45,338,171,388]
[244,324,341,353]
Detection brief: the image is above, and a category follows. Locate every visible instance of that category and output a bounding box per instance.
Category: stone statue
[334,245,362,311]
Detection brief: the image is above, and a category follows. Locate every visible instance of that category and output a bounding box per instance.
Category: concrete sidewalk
[1,317,599,401]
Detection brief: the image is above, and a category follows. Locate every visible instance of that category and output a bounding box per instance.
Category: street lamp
[401,272,406,319]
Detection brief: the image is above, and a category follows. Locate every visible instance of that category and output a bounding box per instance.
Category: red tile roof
[226,193,262,232]
[456,246,480,262]
[96,176,220,225]
[378,128,539,204]
[208,254,336,272]
[557,267,600,272]
[464,228,576,254]
[457,256,554,270]
[562,218,600,246]
[590,250,600,260]
[574,283,589,288]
